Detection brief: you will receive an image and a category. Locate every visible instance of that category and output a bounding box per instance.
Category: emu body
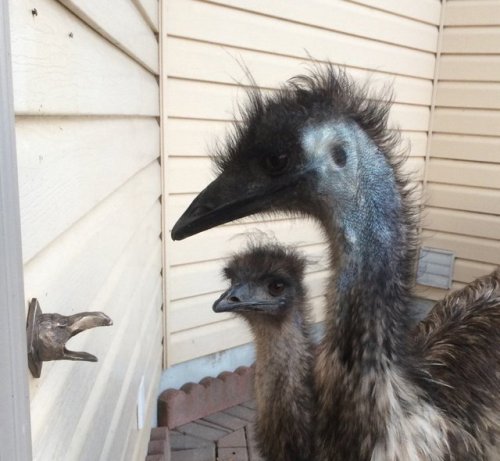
[213,243,316,461]
[172,66,500,460]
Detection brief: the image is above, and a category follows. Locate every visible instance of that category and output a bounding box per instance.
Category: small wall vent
[416,247,455,289]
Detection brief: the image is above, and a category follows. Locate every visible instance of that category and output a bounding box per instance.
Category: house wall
[419,0,500,300]
[10,0,161,460]
[164,0,441,366]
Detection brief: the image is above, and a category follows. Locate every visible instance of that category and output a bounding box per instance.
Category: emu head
[172,67,408,254]
[213,243,307,321]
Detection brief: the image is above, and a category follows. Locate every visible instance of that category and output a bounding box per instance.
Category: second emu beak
[213,285,279,313]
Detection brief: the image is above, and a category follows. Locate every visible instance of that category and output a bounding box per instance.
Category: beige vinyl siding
[418,0,500,301]
[11,0,161,460]
[164,0,440,365]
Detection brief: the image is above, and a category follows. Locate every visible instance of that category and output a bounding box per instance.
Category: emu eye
[268,280,285,297]
[333,146,347,168]
[263,153,288,175]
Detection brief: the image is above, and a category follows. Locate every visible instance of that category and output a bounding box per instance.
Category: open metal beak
[64,311,113,361]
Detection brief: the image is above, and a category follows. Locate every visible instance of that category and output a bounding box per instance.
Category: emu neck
[322,182,413,371]
[250,309,312,391]
[248,309,315,461]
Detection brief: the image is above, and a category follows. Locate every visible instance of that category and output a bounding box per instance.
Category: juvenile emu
[173,66,500,460]
[213,242,316,461]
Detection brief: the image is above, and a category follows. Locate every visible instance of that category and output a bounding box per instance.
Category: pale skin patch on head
[301,123,338,161]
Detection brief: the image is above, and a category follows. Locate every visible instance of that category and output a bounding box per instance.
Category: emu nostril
[229,296,241,303]
[192,204,214,217]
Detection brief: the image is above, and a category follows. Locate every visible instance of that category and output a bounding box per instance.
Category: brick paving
[146,401,261,461]
[165,401,261,461]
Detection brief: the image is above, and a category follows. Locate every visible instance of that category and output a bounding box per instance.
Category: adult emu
[172,66,500,460]
[213,242,316,461]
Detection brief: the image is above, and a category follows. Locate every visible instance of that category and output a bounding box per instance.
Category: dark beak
[213,285,279,314]
[171,170,300,241]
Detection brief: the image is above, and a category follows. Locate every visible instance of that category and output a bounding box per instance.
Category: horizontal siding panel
[400,131,429,157]
[442,27,500,54]
[17,117,160,261]
[167,218,324,266]
[166,38,434,106]
[166,79,430,130]
[454,258,498,284]
[201,0,438,52]
[165,119,227,157]
[24,164,161,319]
[422,230,500,266]
[347,0,441,25]
[170,292,234,332]
[169,318,253,364]
[424,207,500,240]
[433,108,500,136]
[166,0,436,79]
[30,205,161,457]
[11,0,159,115]
[426,183,500,215]
[435,82,500,110]
[426,159,500,189]
[414,283,465,302]
[431,133,500,163]
[444,1,500,26]
[439,55,500,82]
[167,156,212,194]
[403,157,425,181]
[165,117,428,158]
[59,0,159,73]
[132,0,159,32]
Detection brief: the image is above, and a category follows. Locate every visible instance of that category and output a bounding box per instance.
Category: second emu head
[213,242,308,324]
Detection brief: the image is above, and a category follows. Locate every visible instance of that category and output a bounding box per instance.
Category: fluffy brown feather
[216,242,316,461]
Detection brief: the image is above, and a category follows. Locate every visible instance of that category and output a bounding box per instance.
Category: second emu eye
[268,280,285,296]
[263,153,288,175]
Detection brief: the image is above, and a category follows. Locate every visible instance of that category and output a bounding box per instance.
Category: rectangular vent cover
[416,247,455,289]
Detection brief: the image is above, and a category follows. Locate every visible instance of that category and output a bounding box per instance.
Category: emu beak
[171,171,299,241]
[213,285,279,314]
[172,173,263,241]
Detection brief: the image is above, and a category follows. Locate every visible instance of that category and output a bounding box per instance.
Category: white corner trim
[0,0,32,459]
